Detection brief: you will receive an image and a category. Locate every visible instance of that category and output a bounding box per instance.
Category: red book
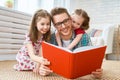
[42,41,106,79]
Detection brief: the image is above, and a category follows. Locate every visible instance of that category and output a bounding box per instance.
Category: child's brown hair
[73,9,90,30]
[29,9,51,43]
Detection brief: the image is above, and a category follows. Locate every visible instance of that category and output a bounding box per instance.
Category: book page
[59,47,72,52]
[73,46,103,53]
[42,41,72,52]
[42,41,105,54]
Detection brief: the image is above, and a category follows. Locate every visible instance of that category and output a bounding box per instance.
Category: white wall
[17,0,39,14]
[69,0,120,24]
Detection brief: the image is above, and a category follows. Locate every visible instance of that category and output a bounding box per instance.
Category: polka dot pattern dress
[13,34,42,71]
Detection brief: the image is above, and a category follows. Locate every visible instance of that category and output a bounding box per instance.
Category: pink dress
[13,34,42,71]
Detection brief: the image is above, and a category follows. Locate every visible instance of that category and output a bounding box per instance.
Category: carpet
[0,60,120,80]
[0,60,93,80]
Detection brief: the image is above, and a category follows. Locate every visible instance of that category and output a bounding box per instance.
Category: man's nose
[61,23,66,28]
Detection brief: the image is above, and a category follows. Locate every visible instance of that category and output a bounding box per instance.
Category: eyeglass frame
[54,18,71,28]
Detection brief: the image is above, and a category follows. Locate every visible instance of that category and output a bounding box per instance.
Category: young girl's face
[36,17,50,34]
[71,14,85,30]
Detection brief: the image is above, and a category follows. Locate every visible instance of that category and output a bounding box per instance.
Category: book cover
[41,41,106,79]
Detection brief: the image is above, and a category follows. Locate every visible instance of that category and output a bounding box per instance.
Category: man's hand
[91,69,103,79]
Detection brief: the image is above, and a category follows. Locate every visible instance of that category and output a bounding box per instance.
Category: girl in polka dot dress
[13,9,51,74]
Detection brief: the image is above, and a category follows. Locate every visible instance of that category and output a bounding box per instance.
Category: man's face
[53,13,72,37]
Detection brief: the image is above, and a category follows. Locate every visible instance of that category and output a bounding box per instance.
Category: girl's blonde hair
[29,9,51,43]
[73,9,90,30]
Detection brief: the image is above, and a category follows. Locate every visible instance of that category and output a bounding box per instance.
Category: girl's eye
[72,21,75,23]
[77,23,80,26]
[47,23,50,26]
[41,23,44,25]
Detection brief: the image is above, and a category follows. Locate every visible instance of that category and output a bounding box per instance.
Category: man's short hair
[51,7,70,23]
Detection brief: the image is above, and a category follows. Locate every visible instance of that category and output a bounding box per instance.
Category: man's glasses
[54,18,70,28]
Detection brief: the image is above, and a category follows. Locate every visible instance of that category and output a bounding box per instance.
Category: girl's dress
[13,34,42,71]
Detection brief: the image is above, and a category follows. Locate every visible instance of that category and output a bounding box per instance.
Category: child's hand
[33,63,40,74]
[39,57,50,65]
[39,57,53,76]
[33,67,39,74]
[39,64,53,76]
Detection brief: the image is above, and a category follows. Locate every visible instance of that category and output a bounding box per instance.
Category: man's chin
[60,32,70,36]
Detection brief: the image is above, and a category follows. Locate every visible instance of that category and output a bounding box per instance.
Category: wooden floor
[0,60,120,80]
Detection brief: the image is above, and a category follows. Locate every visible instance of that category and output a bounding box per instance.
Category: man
[39,7,103,79]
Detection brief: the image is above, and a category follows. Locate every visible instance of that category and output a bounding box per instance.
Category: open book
[41,41,106,79]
